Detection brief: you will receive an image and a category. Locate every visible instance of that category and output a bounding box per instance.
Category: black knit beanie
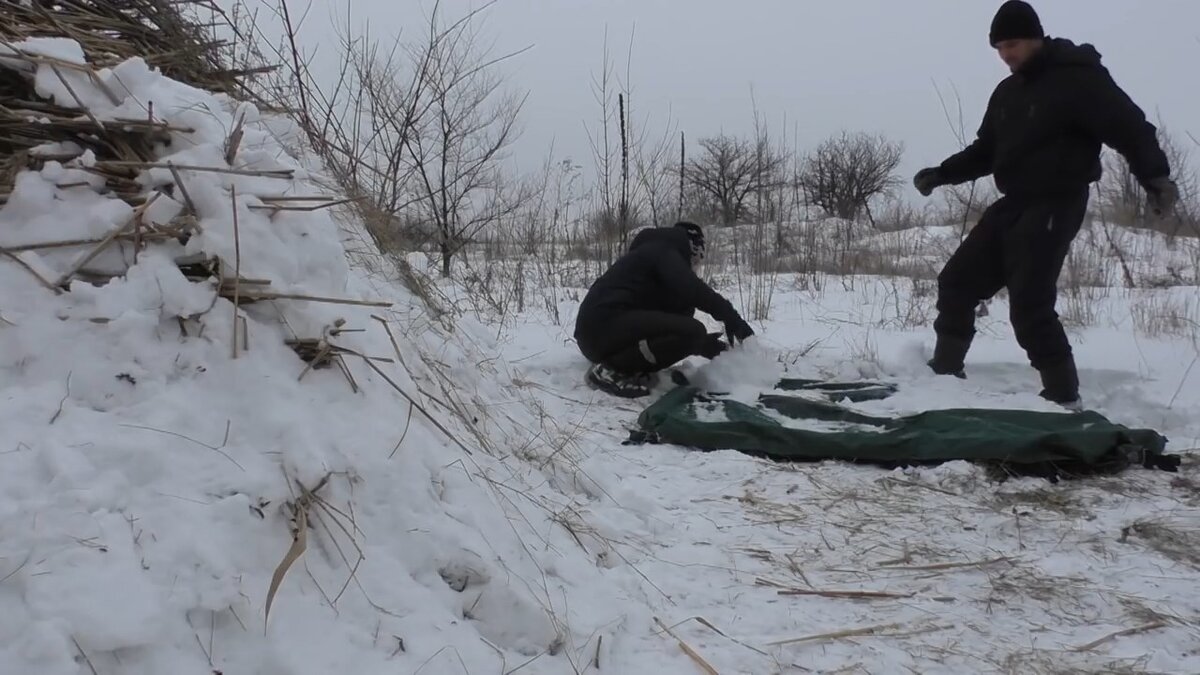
[989,1,1044,46]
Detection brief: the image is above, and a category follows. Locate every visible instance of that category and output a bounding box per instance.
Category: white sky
[256,0,1200,201]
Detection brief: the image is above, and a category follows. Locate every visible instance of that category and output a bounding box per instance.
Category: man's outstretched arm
[1073,66,1170,185]
[937,91,999,185]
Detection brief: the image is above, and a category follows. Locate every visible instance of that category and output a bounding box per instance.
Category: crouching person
[573,221,754,398]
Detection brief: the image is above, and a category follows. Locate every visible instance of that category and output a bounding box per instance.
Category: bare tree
[683,134,787,225]
[241,1,445,254]
[633,140,678,228]
[583,27,619,260]
[401,2,531,277]
[581,27,679,261]
[796,131,903,222]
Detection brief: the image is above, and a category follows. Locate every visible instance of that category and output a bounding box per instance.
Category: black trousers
[576,310,717,374]
[934,188,1089,371]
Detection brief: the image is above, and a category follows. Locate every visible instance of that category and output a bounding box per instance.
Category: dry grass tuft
[1120,518,1200,569]
[989,488,1089,519]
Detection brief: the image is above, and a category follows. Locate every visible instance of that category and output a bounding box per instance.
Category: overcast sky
[256,0,1200,201]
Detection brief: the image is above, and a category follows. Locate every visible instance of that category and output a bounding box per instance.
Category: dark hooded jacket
[574,226,737,339]
[938,38,1170,197]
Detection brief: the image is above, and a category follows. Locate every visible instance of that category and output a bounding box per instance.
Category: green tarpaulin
[630,379,1179,478]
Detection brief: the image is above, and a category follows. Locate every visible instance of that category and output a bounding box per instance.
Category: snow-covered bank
[0,36,699,675]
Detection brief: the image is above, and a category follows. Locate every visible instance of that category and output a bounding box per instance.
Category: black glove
[698,332,729,359]
[1145,176,1179,217]
[723,315,754,345]
[913,167,943,197]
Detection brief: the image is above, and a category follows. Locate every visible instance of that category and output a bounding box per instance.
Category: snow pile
[0,38,654,675]
[687,337,784,401]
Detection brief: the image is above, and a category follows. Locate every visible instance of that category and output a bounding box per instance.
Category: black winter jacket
[574,227,737,338]
[938,38,1170,197]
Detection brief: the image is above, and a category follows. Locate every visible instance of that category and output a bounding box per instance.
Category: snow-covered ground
[495,270,1200,674]
[3,34,1200,675]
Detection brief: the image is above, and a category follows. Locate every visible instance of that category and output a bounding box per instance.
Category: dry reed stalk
[70,636,99,675]
[230,186,241,358]
[370,315,412,374]
[0,1,257,98]
[343,348,476,457]
[97,160,293,178]
[1070,620,1168,652]
[221,289,392,308]
[0,248,61,293]
[755,577,914,600]
[48,63,106,132]
[653,617,719,675]
[258,195,340,202]
[54,190,163,288]
[166,162,197,215]
[766,621,907,647]
[120,420,242,471]
[225,110,246,165]
[265,473,331,631]
[248,197,359,213]
[685,616,772,659]
[876,556,1014,572]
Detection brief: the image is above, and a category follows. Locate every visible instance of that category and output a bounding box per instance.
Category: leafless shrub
[937,182,999,236]
[578,28,680,265]
[1097,123,1200,240]
[796,131,903,222]
[683,133,788,225]
[583,28,621,262]
[930,80,993,240]
[400,4,531,277]
[228,1,454,310]
[886,277,936,329]
[1130,293,1200,342]
[1059,285,1105,329]
[1121,518,1200,569]
[1066,223,1121,289]
[247,1,533,280]
[729,103,794,321]
[874,197,935,232]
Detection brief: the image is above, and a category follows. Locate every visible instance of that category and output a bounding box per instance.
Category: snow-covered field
[489,266,1200,675]
[2,34,1199,675]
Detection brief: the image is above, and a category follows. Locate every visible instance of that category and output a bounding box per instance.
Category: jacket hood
[628,226,691,260]
[1022,37,1103,75]
[1045,37,1102,67]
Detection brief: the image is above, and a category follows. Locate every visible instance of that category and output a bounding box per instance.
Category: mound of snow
[688,337,785,401]
[0,40,663,675]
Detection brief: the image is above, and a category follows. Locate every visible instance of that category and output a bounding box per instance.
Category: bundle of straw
[0,0,256,96]
[0,0,263,200]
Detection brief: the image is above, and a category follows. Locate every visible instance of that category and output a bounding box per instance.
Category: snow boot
[586,363,652,398]
[1037,358,1082,411]
[668,368,691,387]
[927,335,970,379]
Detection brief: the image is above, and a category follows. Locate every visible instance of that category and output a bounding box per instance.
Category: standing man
[913,0,1178,408]
[574,221,754,398]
